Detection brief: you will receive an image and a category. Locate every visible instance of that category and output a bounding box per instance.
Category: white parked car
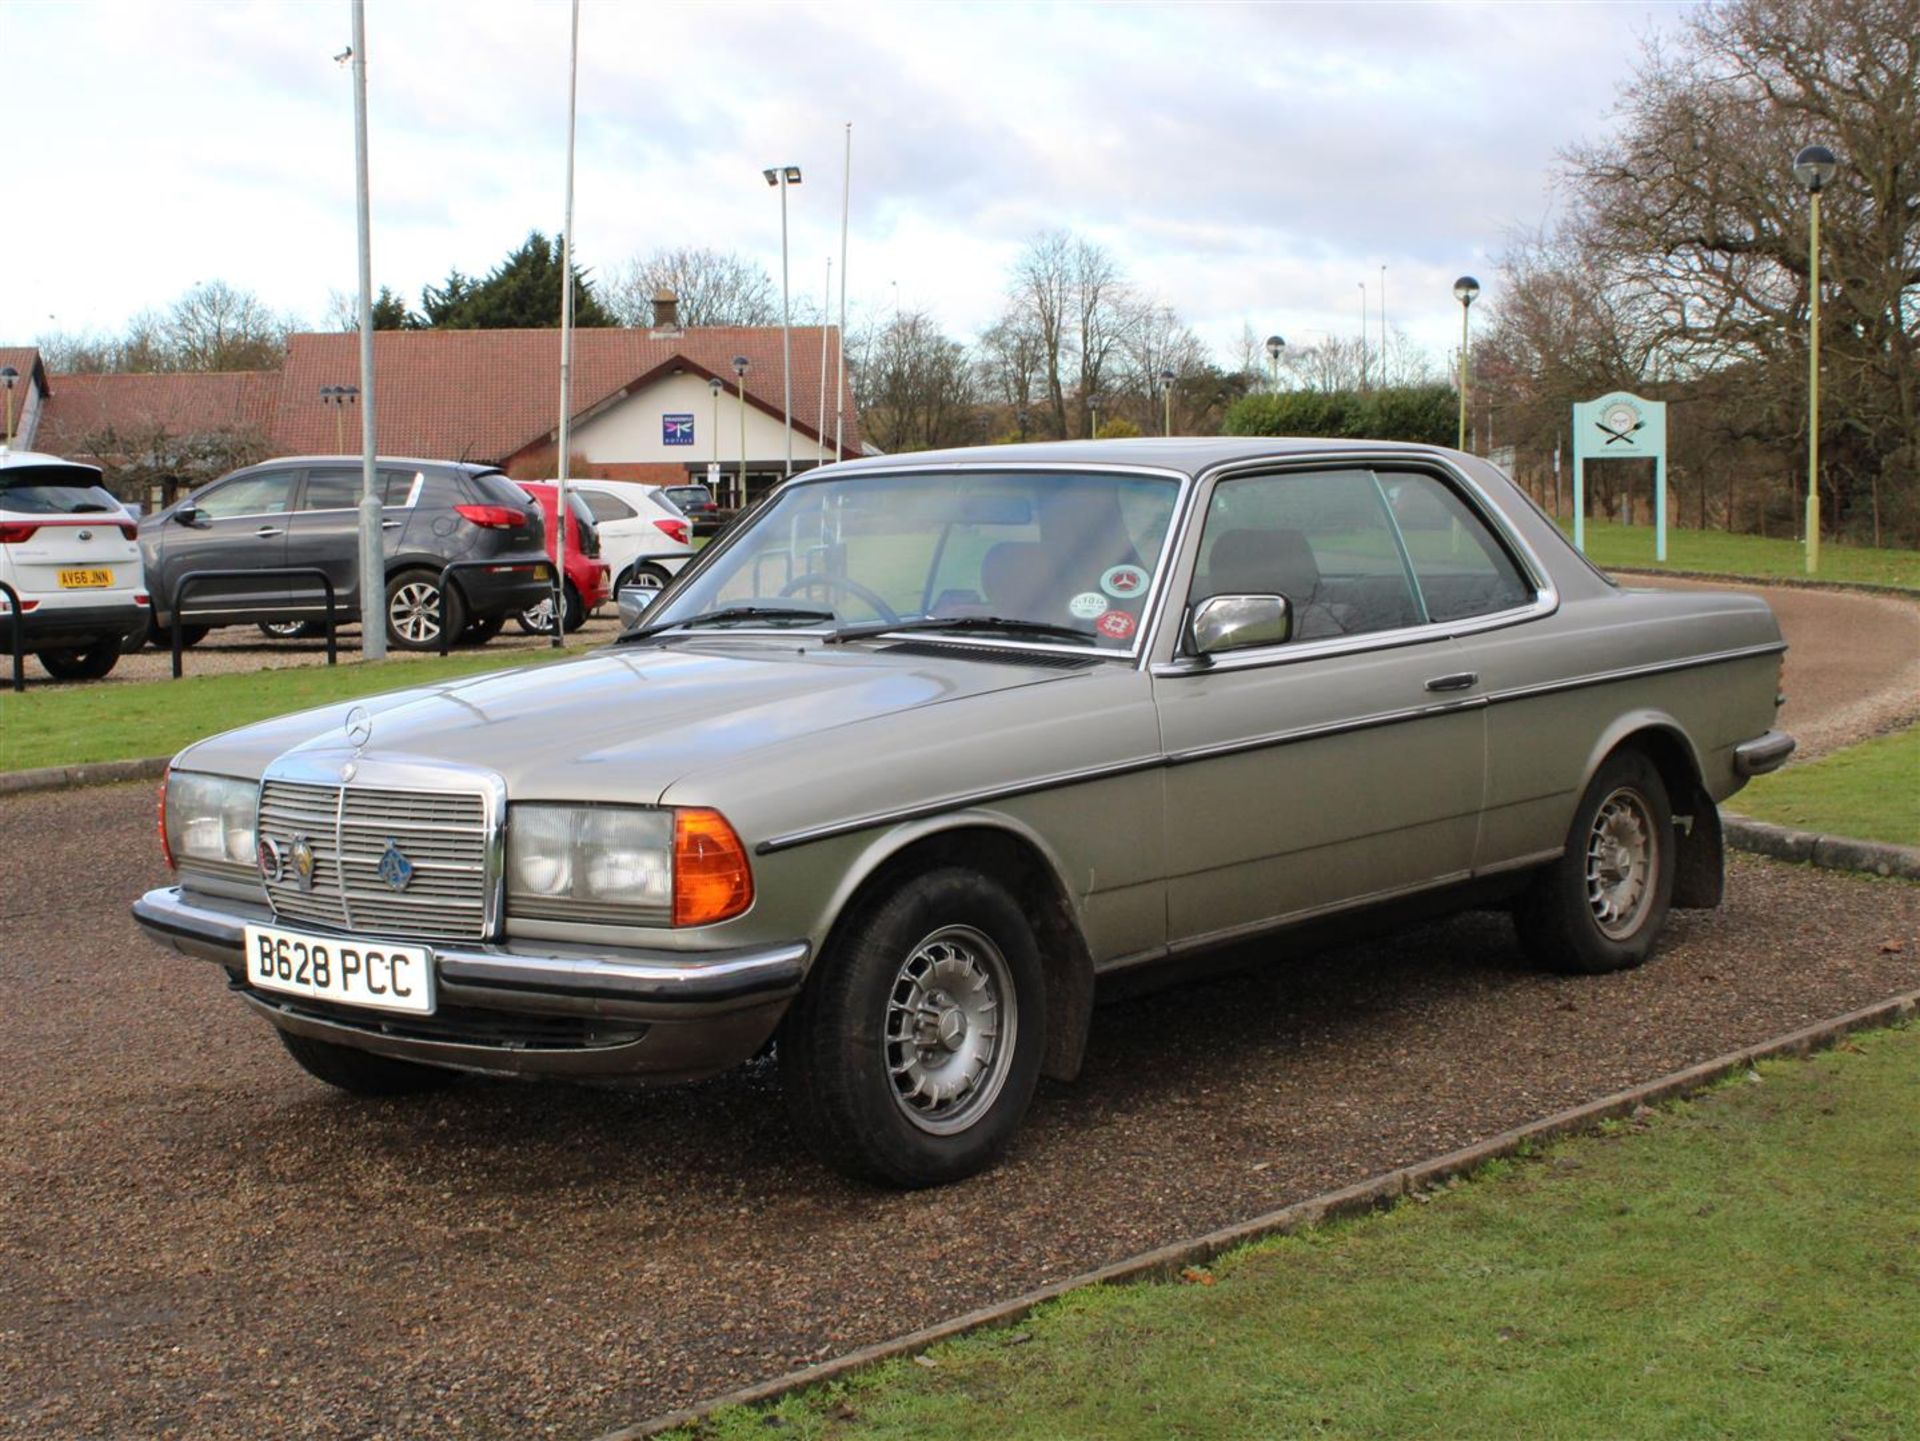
[0,449,148,680]
[563,480,696,594]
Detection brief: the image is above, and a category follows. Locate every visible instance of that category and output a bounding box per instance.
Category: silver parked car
[134,439,1792,1186]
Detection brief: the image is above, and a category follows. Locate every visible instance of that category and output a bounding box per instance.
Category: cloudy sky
[7,0,1690,369]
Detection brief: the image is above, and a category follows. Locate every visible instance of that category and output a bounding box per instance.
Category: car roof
[0,447,105,476]
[242,456,505,474]
[816,436,1469,479]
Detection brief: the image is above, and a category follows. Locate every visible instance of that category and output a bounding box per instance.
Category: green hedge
[1223,384,1456,445]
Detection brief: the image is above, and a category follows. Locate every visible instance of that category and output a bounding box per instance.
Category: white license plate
[243,923,435,1015]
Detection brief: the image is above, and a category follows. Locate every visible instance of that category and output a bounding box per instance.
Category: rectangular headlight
[507,804,673,915]
[165,771,258,870]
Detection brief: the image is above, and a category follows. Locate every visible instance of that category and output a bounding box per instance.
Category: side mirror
[173,505,202,526]
[1190,594,1292,657]
[617,584,659,630]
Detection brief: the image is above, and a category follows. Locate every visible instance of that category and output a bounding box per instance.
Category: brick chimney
[652,289,680,330]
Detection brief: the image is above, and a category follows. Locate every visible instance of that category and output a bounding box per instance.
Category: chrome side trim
[755,755,1167,855]
[1733,730,1797,778]
[757,642,1788,855]
[1485,642,1787,707]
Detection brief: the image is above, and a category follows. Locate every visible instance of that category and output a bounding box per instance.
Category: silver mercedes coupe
[134,439,1793,1186]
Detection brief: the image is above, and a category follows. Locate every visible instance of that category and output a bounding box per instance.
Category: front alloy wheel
[782,867,1045,1187]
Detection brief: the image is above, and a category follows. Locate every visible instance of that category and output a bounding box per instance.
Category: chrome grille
[258,780,492,940]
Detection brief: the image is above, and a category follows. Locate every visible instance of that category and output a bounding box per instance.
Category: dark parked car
[140,458,554,650]
[659,482,722,534]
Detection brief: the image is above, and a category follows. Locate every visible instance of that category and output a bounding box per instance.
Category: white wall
[572,371,819,466]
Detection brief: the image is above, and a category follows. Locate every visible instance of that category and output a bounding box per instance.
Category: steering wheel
[778,573,900,624]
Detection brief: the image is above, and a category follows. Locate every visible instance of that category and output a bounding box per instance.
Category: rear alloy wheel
[515,581,584,635]
[1516,749,1675,975]
[781,867,1045,1187]
[277,1030,458,1096]
[628,562,672,591]
[386,568,465,651]
[35,641,121,681]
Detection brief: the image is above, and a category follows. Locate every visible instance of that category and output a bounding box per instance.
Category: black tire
[386,568,465,651]
[515,582,583,635]
[1515,748,1675,975]
[257,620,323,640]
[460,615,506,645]
[277,1029,458,1097]
[35,641,121,681]
[781,867,1046,1187]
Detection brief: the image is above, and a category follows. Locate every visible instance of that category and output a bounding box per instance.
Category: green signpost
[1572,391,1668,561]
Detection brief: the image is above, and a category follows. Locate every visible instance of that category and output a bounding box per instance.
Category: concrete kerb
[0,754,168,796]
[602,987,1920,1441]
[1610,566,1920,602]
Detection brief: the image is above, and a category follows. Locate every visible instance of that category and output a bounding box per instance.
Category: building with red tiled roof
[0,347,51,450]
[12,306,862,507]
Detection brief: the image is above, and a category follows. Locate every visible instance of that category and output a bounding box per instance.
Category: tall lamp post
[1794,143,1838,574]
[0,366,17,447]
[1159,367,1177,436]
[1264,335,1284,391]
[1453,275,1480,451]
[732,355,750,510]
[708,375,723,491]
[1088,394,1101,439]
[762,164,802,478]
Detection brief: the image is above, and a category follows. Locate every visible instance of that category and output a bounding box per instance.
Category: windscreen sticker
[1068,591,1110,620]
[1100,564,1150,600]
[1095,610,1136,640]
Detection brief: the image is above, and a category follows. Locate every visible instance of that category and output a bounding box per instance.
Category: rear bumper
[452,561,554,620]
[132,885,808,1082]
[1733,730,1796,778]
[2,597,148,648]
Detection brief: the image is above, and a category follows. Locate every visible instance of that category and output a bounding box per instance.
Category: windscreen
[0,464,120,515]
[650,468,1182,650]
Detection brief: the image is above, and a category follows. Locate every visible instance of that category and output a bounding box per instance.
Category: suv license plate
[243,922,435,1015]
[58,568,114,588]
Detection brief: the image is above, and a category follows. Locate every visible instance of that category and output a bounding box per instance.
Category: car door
[282,466,419,618]
[156,468,297,620]
[1152,464,1487,947]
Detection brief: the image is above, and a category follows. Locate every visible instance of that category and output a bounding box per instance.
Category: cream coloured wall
[571,371,816,466]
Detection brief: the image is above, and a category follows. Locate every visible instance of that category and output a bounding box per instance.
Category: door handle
[254,526,284,538]
[1424,671,1479,693]
[382,519,403,529]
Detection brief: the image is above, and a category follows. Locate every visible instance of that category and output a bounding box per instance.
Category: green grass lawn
[685,1025,1920,1441]
[0,645,587,773]
[1566,521,1920,590]
[1734,724,1920,847]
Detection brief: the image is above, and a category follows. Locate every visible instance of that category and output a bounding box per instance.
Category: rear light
[672,808,753,926]
[117,522,137,540]
[0,523,39,544]
[157,770,174,870]
[653,518,690,546]
[454,504,526,529]
[135,593,151,607]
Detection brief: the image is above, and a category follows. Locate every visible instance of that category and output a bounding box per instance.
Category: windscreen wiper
[616,604,834,645]
[824,615,1097,646]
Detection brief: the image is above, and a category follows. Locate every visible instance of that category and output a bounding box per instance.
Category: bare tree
[164,280,295,371]
[852,309,982,453]
[603,247,780,327]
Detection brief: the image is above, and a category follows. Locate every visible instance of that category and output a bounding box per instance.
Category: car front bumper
[132,885,808,1083]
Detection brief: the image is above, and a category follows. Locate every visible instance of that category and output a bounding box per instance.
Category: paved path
[2,783,1915,1439]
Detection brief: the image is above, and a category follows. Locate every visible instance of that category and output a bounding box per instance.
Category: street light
[763,163,802,478]
[1264,335,1284,390]
[708,375,723,490]
[732,355,750,510]
[1088,394,1101,439]
[0,366,17,447]
[319,383,359,452]
[1794,143,1838,574]
[1453,275,1481,451]
[1159,367,1177,436]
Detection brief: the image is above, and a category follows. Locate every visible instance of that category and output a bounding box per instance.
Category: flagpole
[551,0,579,647]
[817,257,830,465]
[834,122,850,459]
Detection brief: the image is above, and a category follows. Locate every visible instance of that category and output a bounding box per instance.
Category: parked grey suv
[140,458,553,650]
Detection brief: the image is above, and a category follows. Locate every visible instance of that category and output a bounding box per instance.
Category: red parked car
[515,482,610,634]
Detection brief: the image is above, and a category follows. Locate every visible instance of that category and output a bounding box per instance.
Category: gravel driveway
[2,782,1915,1440]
